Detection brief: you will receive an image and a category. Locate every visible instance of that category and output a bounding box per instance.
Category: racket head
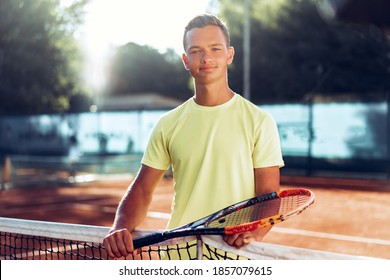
[132,188,314,249]
[205,188,315,235]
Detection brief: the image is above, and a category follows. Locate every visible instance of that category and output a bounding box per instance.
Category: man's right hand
[103,228,136,259]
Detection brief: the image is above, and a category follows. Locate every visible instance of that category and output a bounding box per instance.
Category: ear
[182,53,190,70]
[227,46,235,65]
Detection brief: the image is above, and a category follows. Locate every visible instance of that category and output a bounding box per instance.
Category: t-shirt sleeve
[141,119,171,171]
[253,113,285,169]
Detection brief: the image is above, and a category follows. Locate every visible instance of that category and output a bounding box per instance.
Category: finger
[103,237,116,259]
[104,229,134,259]
[122,230,135,255]
[103,233,123,258]
[103,236,121,259]
[223,233,255,249]
[240,235,255,246]
[114,229,135,258]
[223,233,239,246]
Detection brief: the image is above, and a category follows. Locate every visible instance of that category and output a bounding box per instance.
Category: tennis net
[0,217,366,260]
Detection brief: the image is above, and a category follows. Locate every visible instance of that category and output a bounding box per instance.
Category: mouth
[199,66,217,72]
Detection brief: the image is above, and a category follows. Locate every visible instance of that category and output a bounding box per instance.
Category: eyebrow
[187,43,225,51]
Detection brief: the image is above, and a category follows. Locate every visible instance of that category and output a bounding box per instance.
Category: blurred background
[1,0,390,186]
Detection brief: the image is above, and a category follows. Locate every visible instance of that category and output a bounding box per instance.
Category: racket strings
[207,194,311,228]
[280,195,310,213]
[208,199,281,228]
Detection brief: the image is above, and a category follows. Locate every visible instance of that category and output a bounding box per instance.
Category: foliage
[219,0,390,104]
[0,0,88,115]
[106,43,192,101]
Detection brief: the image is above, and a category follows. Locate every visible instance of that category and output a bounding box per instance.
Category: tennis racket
[133,188,314,249]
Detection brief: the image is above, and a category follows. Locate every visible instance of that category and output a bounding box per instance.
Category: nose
[201,51,212,64]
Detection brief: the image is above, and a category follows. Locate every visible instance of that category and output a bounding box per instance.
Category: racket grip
[133,232,165,249]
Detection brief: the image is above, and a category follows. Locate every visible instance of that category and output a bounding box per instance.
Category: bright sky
[77,0,215,91]
[82,0,214,53]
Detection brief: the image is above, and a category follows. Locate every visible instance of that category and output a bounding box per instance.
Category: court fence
[1,154,143,189]
[2,97,390,180]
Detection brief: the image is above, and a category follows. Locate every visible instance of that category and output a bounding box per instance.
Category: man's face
[182,25,234,84]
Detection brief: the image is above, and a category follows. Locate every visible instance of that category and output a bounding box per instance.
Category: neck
[193,83,234,106]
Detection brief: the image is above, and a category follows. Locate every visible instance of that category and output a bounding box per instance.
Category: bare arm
[103,164,166,258]
[223,166,280,248]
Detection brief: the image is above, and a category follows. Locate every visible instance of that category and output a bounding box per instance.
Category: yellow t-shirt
[141,93,284,230]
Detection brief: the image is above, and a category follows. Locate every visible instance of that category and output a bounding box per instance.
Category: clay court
[1,174,389,259]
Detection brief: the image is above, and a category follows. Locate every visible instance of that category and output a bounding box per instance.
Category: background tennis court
[1,174,389,259]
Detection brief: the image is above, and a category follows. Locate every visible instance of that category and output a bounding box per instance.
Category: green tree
[106,43,192,101]
[219,0,390,104]
[0,0,88,115]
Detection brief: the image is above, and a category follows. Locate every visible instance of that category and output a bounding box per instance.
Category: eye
[212,48,221,52]
[190,49,201,55]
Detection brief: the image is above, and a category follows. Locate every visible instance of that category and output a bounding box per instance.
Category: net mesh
[0,217,366,260]
[0,232,201,260]
[0,218,251,260]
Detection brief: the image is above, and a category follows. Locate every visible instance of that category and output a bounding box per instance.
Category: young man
[103,14,284,259]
